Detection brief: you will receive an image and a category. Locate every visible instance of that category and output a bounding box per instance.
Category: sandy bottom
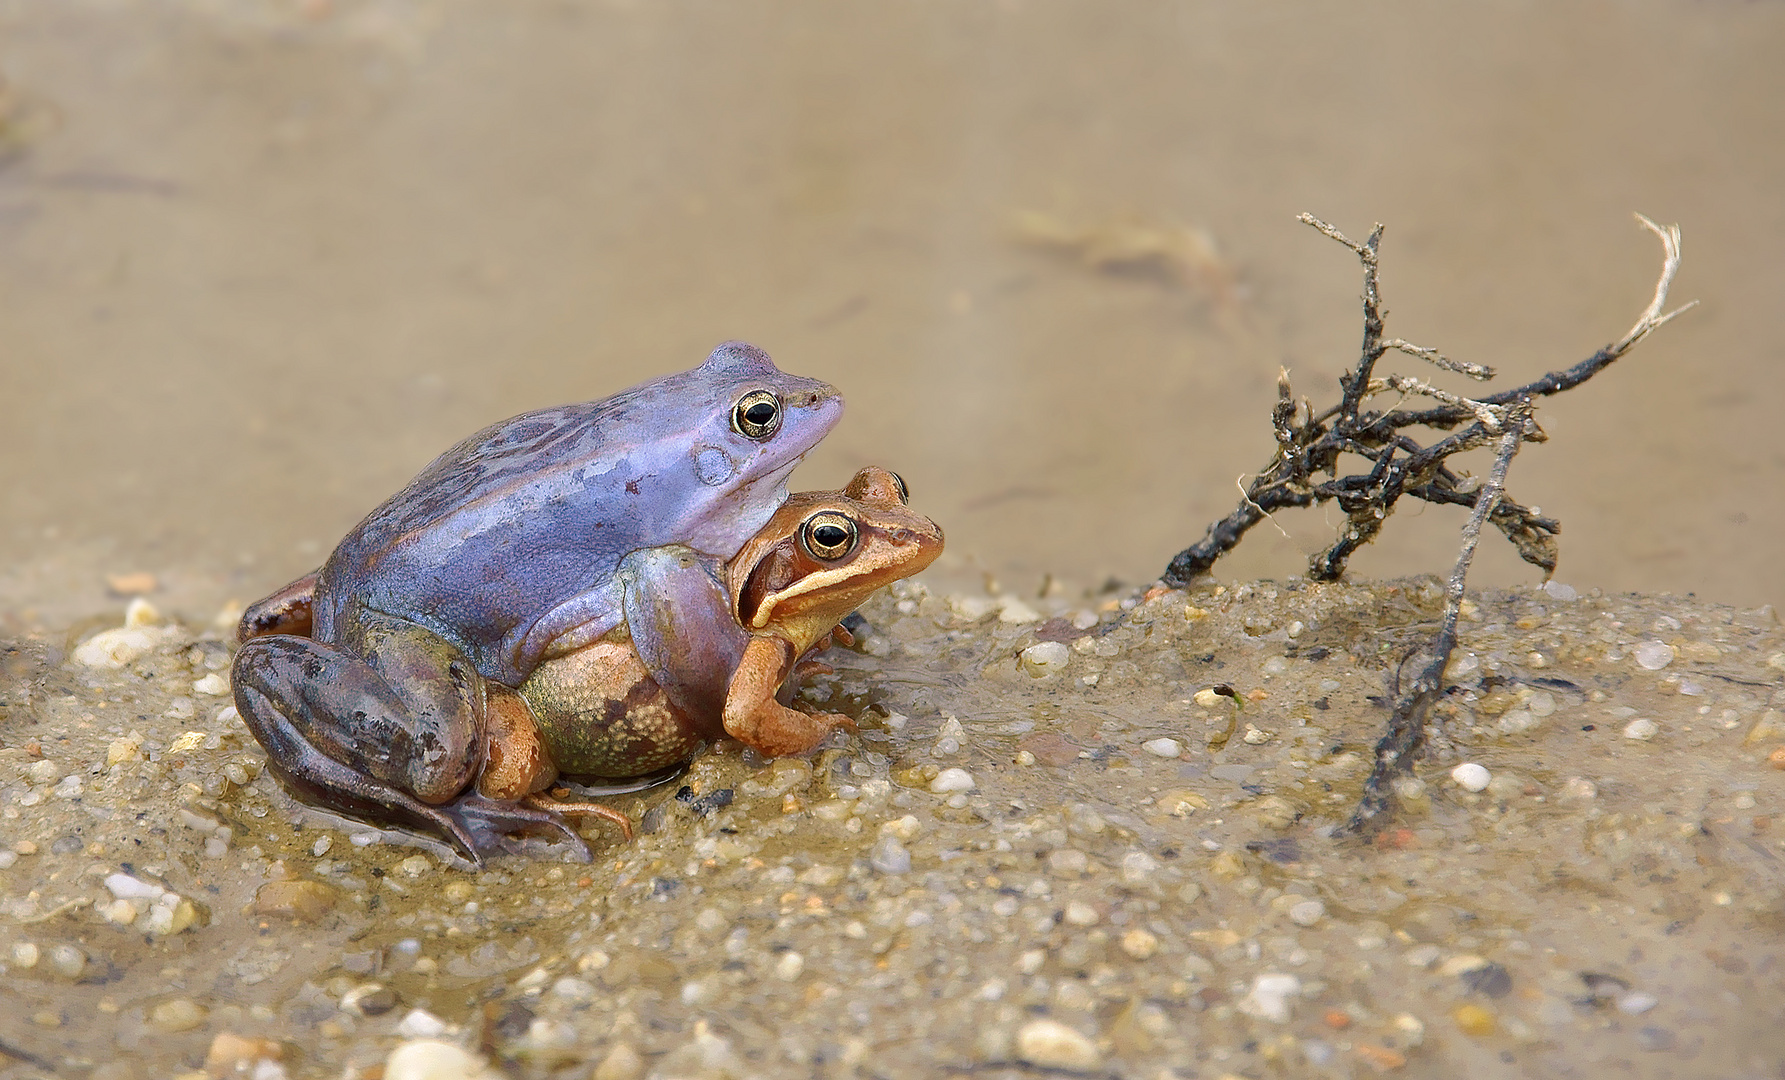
[3,578,1782,1078]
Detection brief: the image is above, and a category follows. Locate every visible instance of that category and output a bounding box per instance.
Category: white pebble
[1015,1019,1102,1072]
[0,851,14,870]
[869,836,911,875]
[1527,691,1557,717]
[385,1039,495,1080]
[48,944,86,979]
[13,942,39,968]
[399,855,432,878]
[929,768,975,794]
[105,873,167,901]
[1542,581,1577,601]
[1141,738,1182,758]
[997,598,1041,624]
[312,836,333,857]
[1617,991,1659,1015]
[1623,718,1660,741]
[1289,900,1326,926]
[193,673,230,696]
[1063,900,1099,926]
[394,1009,451,1040]
[1120,928,1159,959]
[1497,709,1538,735]
[1451,763,1491,792]
[774,951,805,981]
[1560,776,1598,801]
[1019,641,1071,677]
[71,627,162,669]
[1238,973,1301,1023]
[1633,640,1675,670]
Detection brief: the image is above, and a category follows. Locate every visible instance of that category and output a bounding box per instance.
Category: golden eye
[802,511,858,560]
[888,471,909,504]
[731,390,781,440]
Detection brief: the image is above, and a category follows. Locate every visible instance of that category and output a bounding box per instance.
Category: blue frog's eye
[731,390,782,440]
[802,512,858,560]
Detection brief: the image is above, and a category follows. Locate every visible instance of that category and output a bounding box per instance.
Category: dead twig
[1162,212,1693,587]
[1159,212,1694,834]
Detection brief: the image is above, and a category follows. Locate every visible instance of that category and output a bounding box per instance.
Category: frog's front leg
[231,610,592,865]
[721,635,857,757]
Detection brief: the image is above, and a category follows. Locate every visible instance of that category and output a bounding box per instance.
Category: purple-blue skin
[230,342,842,864]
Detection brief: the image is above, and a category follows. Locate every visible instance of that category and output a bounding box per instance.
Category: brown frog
[479,466,944,802]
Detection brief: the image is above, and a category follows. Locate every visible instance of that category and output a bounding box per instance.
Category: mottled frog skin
[486,466,944,794]
[231,343,842,864]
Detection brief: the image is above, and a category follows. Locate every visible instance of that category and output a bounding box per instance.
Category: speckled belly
[518,640,714,778]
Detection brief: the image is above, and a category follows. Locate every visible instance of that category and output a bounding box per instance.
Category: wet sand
[3,581,1783,1077]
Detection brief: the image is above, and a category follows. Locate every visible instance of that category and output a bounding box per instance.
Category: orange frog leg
[722,636,857,758]
[480,687,635,841]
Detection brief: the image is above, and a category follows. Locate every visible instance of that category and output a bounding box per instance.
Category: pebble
[13,941,39,968]
[72,627,164,669]
[1617,991,1659,1015]
[1020,641,1071,677]
[1238,973,1301,1023]
[205,1033,285,1078]
[1289,899,1326,926]
[1141,737,1182,758]
[869,836,911,875]
[929,768,975,793]
[150,998,207,1033]
[399,855,432,877]
[47,943,86,979]
[385,1039,496,1080]
[1623,718,1660,741]
[1542,580,1578,601]
[1014,1019,1102,1072]
[1047,849,1089,876]
[1633,640,1675,670]
[592,1043,645,1080]
[1063,900,1099,926]
[193,673,230,696]
[1451,763,1491,792]
[774,951,805,980]
[1119,928,1159,959]
[1453,1003,1496,1036]
[396,1009,451,1039]
[254,879,339,922]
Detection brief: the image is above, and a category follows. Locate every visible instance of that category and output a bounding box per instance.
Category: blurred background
[2,0,1781,630]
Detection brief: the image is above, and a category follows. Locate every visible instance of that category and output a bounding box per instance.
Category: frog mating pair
[230,343,941,864]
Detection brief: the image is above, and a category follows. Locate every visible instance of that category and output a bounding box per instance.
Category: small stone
[1046,849,1089,877]
[1497,709,1538,735]
[1120,928,1158,959]
[13,942,39,968]
[1193,687,1224,709]
[1623,718,1659,741]
[150,998,207,1033]
[1015,1019,1102,1072]
[107,734,146,765]
[869,836,911,875]
[73,627,163,669]
[385,1039,494,1080]
[1559,776,1598,801]
[1453,1004,1496,1036]
[124,596,162,627]
[399,855,432,878]
[1020,641,1071,677]
[774,951,805,981]
[254,879,339,922]
[1289,899,1326,927]
[1238,973,1301,1023]
[1617,991,1659,1015]
[205,1033,284,1078]
[193,673,230,696]
[1542,581,1577,601]
[998,598,1041,624]
[929,768,975,793]
[592,1043,645,1080]
[311,836,332,857]
[47,943,86,979]
[1633,641,1675,670]
[1063,900,1099,926]
[550,977,595,1004]
[1141,738,1182,758]
[394,1010,450,1040]
[1451,763,1491,792]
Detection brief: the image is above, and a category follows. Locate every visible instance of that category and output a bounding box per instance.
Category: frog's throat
[681,452,807,561]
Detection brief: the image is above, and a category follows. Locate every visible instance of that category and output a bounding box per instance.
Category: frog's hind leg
[232,633,591,866]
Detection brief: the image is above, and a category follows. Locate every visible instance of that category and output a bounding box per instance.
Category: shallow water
[2,0,1784,628]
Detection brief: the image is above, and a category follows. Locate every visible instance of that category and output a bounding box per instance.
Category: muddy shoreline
[3,577,1782,1078]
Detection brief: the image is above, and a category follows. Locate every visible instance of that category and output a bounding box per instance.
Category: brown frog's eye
[731,390,782,440]
[802,511,858,561]
[888,471,909,504]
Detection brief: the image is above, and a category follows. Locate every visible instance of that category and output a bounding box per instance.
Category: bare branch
[1381,338,1495,381]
